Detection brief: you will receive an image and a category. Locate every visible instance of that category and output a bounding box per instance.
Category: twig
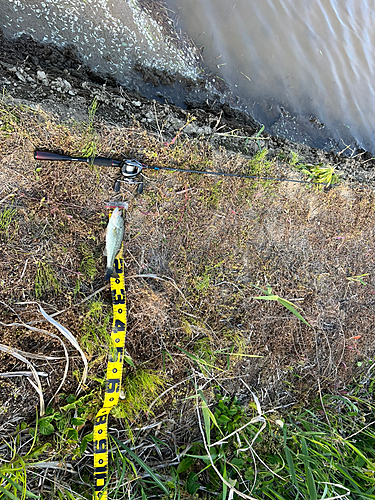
[127,274,194,309]
[32,284,109,319]
[315,331,333,431]
[346,420,375,440]
[149,377,191,411]
[0,191,17,205]
[0,371,48,378]
[0,324,65,360]
[171,182,188,233]
[0,343,45,415]
[317,483,351,500]
[214,131,270,140]
[153,100,163,143]
[15,301,86,393]
[209,416,265,448]
[245,436,285,481]
[20,259,28,280]
[0,315,70,402]
[38,304,88,395]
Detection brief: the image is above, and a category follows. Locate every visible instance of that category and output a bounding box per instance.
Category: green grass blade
[261,487,287,500]
[284,447,297,486]
[0,484,22,500]
[301,438,317,500]
[320,483,329,499]
[112,437,169,494]
[0,474,38,499]
[222,461,228,500]
[174,345,224,372]
[112,455,128,495]
[277,298,311,327]
[199,395,212,446]
[306,467,317,500]
[252,295,280,301]
[198,390,223,439]
[341,437,375,467]
[334,464,362,489]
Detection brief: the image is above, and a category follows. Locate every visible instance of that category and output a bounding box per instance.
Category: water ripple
[167,0,375,152]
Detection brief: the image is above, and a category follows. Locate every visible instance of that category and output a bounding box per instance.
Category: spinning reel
[34,151,145,194]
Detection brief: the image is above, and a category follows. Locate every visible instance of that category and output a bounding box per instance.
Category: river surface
[166,0,375,153]
[1,0,374,153]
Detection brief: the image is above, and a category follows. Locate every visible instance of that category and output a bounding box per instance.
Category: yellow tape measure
[93,244,126,500]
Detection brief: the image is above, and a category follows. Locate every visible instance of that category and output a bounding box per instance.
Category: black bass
[104,207,124,281]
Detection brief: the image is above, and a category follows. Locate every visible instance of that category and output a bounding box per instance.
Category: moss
[112,369,165,423]
[80,300,111,359]
[79,244,97,281]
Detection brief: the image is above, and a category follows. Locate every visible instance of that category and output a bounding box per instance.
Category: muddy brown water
[1,0,374,154]
[166,0,375,153]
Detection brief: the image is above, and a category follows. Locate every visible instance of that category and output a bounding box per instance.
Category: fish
[104,207,124,281]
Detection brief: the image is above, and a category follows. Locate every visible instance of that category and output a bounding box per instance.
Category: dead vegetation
[0,98,374,497]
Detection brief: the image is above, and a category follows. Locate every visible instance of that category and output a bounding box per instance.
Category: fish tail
[104,267,114,281]
[104,267,120,281]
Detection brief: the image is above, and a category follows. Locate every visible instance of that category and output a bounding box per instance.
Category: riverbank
[0,22,375,500]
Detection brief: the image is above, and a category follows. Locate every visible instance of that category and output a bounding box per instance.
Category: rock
[50,77,74,93]
[15,71,26,82]
[37,70,49,85]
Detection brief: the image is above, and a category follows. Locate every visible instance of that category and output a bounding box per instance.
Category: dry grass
[0,98,374,432]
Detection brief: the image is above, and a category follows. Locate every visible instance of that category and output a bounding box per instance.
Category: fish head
[110,207,123,225]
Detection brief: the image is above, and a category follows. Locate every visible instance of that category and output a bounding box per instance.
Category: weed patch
[0,102,21,135]
[34,261,61,298]
[80,97,100,158]
[80,300,111,360]
[0,207,17,241]
[79,244,97,281]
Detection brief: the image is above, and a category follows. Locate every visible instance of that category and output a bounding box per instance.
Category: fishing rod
[34,150,359,190]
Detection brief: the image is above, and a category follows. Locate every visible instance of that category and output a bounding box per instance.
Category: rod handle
[34,151,122,167]
[91,157,122,167]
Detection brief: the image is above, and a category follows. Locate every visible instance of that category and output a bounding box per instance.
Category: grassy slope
[0,99,374,499]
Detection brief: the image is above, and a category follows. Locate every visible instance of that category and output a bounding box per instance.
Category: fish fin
[104,267,113,282]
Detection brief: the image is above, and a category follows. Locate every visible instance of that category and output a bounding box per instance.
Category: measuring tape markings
[93,246,127,500]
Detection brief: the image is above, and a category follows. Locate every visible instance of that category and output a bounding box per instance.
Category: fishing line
[141,163,338,186]
[34,151,374,190]
[140,163,374,190]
